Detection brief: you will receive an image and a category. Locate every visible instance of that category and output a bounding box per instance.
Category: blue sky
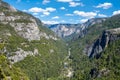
[3,0,120,24]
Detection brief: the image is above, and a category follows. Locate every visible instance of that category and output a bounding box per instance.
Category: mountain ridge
[47,18,106,41]
[0,1,68,79]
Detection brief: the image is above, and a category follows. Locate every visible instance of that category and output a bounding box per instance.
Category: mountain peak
[0,1,17,12]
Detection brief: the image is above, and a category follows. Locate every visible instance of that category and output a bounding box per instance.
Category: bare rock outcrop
[87,28,120,58]
[8,48,39,63]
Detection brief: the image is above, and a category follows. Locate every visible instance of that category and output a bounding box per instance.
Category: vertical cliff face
[0,0,57,41]
[88,28,120,58]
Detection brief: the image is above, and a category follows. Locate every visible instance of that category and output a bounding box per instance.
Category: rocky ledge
[7,48,39,63]
[87,28,120,58]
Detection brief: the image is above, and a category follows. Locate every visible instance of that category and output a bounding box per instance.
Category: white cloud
[60,7,66,10]
[43,11,50,15]
[28,7,56,16]
[52,16,60,19]
[113,10,120,15]
[46,7,56,12]
[57,0,84,7]
[42,0,50,4]
[69,2,84,7]
[98,14,107,17]
[65,14,74,16]
[80,19,88,23]
[42,20,59,24]
[29,7,44,13]
[95,2,112,9]
[74,10,97,18]
[57,0,73,2]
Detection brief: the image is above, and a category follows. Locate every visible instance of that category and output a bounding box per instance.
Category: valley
[0,0,120,80]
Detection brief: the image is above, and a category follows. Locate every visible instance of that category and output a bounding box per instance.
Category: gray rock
[87,28,120,58]
[8,48,39,63]
[0,12,58,41]
[47,18,106,39]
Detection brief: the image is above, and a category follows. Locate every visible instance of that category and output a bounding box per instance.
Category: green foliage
[103,14,120,29]
[0,23,29,52]
[0,1,9,12]
[14,38,68,80]
[0,1,67,79]
[0,37,29,79]
[0,5,68,79]
[1,1,120,80]
[0,22,67,79]
[0,54,29,80]
[68,14,120,80]
[90,40,120,80]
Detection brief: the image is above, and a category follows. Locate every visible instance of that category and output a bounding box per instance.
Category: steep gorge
[0,0,120,80]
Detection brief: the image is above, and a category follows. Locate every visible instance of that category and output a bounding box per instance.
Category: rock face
[48,24,79,38]
[47,18,106,40]
[8,48,39,63]
[0,12,40,41]
[0,13,57,41]
[0,1,58,63]
[0,1,57,41]
[10,19,41,41]
[87,28,120,58]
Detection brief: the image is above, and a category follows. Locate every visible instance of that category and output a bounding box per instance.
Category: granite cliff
[88,28,120,58]
[48,18,106,41]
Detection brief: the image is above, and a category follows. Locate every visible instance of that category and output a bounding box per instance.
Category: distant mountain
[47,18,106,41]
[48,24,81,39]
